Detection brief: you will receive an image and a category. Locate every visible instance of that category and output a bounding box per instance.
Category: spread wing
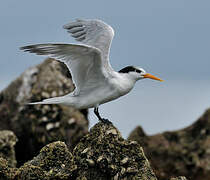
[20,43,107,95]
[63,19,114,71]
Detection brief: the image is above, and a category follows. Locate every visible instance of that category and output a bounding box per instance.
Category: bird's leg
[94,107,112,124]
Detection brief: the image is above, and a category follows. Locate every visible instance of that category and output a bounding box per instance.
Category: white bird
[20,19,163,123]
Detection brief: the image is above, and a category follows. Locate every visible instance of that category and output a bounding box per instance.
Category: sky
[1,0,210,137]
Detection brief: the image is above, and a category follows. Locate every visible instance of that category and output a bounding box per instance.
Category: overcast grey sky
[1,0,210,137]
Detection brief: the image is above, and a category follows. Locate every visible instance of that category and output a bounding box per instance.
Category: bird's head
[119,66,163,82]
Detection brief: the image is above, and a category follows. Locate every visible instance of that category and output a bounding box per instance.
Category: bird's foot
[99,118,112,124]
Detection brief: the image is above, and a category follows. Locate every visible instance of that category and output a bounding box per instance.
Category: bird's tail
[28,96,66,105]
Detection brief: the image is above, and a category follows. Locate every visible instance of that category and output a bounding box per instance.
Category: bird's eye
[135,69,142,73]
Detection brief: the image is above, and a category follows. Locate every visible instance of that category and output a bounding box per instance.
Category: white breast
[66,72,136,109]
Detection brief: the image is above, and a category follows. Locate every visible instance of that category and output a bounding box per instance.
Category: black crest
[119,66,142,73]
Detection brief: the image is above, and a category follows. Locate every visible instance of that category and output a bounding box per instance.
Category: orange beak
[143,73,164,82]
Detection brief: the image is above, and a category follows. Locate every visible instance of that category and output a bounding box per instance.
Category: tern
[20,19,163,123]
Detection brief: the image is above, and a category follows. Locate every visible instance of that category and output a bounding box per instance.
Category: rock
[74,122,157,180]
[170,177,187,180]
[128,108,210,180]
[0,130,17,167]
[0,157,17,180]
[0,123,187,179]
[15,141,76,180]
[0,58,88,166]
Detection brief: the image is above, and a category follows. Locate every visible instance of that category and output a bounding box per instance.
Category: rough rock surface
[74,122,157,180]
[0,59,88,166]
[14,141,76,180]
[0,123,187,179]
[0,157,17,180]
[128,108,210,180]
[0,131,17,167]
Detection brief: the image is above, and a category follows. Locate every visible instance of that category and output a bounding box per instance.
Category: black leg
[94,107,112,124]
[94,107,102,120]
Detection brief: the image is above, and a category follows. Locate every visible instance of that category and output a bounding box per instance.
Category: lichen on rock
[0,130,17,167]
[74,122,157,180]
[14,141,77,180]
[0,157,17,180]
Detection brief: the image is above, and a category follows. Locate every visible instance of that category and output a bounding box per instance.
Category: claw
[94,107,112,124]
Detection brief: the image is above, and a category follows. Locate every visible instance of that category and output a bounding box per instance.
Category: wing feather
[63,19,114,70]
[20,43,106,95]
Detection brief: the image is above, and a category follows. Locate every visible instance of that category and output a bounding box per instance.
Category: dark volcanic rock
[0,123,187,180]
[0,131,17,167]
[15,141,76,180]
[74,122,157,180]
[0,157,17,180]
[128,109,210,180]
[0,59,88,166]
